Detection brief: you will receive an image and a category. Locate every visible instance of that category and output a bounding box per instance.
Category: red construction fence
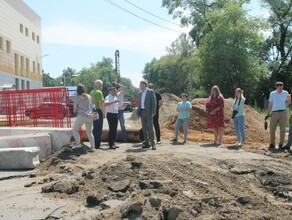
[0,87,72,128]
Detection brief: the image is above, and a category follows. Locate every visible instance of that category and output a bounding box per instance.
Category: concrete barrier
[0,127,71,152]
[0,147,40,170]
[0,133,51,159]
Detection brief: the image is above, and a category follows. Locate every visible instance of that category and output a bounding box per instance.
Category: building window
[25,27,29,36]
[14,53,18,74]
[37,63,41,75]
[26,58,29,76]
[33,61,36,73]
[32,32,35,41]
[36,35,40,43]
[21,56,24,75]
[20,24,23,33]
[21,80,25,90]
[6,40,11,53]
[26,81,30,90]
[15,78,19,90]
[0,36,3,49]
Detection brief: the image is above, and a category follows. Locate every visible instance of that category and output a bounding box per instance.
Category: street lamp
[36,54,49,88]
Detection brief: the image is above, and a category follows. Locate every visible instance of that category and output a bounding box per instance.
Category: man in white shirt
[266,82,291,149]
[116,84,128,142]
[104,86,120,149]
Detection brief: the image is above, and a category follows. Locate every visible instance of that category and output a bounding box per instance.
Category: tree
[62,67,77,86]
[42,71,56,87]
[261,0,292,90]
[196,1,269,103]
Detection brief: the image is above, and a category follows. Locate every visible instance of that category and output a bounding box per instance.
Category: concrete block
[0,147,40,170]
[0,133,51,159]
[0,127,71,152]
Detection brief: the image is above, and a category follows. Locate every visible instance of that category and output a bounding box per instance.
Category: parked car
[25,103,68,119]
[123,101,134,112]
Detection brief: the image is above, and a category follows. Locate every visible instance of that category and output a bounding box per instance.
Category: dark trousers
[93,109,103,148]
[107,112,118,147]
[153,112,161,141]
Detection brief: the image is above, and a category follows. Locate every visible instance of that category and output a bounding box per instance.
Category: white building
[0,0,42,90]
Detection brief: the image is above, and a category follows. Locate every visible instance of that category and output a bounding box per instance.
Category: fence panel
[0,87,71,128]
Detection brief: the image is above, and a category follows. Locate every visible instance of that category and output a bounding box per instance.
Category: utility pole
[115,50,121,83]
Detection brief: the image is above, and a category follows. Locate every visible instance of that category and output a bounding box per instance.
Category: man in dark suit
[137,80,157,150]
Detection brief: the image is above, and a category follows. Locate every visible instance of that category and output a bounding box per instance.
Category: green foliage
[143,34,200,98]
[42,71,56,87]
[48,57,138,99]
[260,0,292,93]
[196,1,269,103]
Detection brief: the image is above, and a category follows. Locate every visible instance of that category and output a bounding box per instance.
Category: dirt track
[1,141,291,220]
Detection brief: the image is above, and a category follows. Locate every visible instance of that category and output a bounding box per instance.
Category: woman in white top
[72,84,95,152]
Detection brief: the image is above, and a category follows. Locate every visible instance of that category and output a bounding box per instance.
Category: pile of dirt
[27,146,292,219]
[158,94,269,145]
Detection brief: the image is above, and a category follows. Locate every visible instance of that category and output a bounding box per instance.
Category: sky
[23,0,266,87]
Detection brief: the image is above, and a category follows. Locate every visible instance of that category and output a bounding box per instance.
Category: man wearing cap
[266,82,291,149]
[137,80,157,150]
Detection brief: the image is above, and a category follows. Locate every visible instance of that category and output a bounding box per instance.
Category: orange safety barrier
[0,87,72,128]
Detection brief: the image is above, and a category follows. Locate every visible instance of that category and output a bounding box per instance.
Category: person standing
[232,88,246,146]
[116,84,128,142]
[72,84,95,152]
[137,80,157,150]
[148,83,163,144]
[90,80,105,149]
[206,85,225,145]
[172,93,192,144]
[266,82,291,149]
[104,86,120,149]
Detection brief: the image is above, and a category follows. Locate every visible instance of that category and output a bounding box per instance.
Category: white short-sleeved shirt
[105,94,118,114]
[269,90,288,111]
[117,91,124,110]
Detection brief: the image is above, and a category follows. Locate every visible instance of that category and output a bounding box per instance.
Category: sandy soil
[0,94,291,220]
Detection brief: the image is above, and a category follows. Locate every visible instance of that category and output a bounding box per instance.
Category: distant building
[0,0,42,90]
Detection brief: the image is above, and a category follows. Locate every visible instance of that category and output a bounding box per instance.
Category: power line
[123,0,181,26]
[103,0,182,33]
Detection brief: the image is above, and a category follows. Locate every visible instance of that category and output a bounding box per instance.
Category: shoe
[171,138,178,142]
[142,143,150,148]
[152,145,156,150]
[183,140,186,144]
[281,145,290,150]
[269,144,275,149]
[74,144,82,148]
[215,141,222,145]
[279,144,283,149]
[109,145,116,149]
[113,144,119,148]
[157,141,161,144]
[88,148,95,152]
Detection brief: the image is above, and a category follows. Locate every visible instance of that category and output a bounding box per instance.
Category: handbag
[93,112,99,121]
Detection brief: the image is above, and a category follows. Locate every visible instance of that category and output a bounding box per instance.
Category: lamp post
[36,54,49,88]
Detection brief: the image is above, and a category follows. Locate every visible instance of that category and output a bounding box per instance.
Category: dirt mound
[27,147,292,219]
[159,95,268,145]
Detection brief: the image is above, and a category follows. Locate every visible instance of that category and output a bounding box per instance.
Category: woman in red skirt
[206,85,225,145]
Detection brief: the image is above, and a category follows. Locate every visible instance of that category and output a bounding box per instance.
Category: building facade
[0,0,42,90]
